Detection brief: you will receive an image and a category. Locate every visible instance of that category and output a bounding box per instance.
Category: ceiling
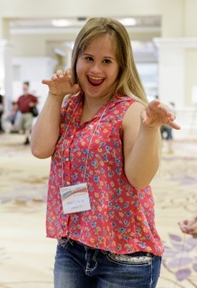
[9,16,161,31]
[9,16,161,63]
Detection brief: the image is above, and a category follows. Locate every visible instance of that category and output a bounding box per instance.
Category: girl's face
[76,34,119,101]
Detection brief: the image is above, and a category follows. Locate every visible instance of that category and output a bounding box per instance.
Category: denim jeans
[54,238,162,288]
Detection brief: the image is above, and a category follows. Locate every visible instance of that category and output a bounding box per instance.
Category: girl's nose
[90,63,101,73]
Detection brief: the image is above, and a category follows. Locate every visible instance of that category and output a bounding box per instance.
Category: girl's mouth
[87,76,104,86]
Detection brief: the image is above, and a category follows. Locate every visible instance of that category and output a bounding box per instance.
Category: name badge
[60,183,91,214]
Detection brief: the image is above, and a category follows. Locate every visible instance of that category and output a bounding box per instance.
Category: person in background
[31,17,180,288]
[179,215,197,238]
[17,81,38,145]
[7,101,19,133]
[0,91,5,133]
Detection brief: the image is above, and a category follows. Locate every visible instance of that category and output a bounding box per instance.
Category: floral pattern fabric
[46,93,164,256]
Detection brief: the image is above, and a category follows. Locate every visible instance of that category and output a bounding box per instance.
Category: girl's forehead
[84,35,117,53]
[87,34,113,46]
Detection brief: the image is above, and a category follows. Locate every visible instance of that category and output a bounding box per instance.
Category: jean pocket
[58,237,73,249]
[107,252,152,266]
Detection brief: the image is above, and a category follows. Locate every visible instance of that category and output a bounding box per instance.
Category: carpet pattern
[0,133,197,288]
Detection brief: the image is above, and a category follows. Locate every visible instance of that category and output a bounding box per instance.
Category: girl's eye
[104,59,112,64]
[85,56,94,61]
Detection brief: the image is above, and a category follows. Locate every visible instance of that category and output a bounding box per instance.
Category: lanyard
[60,97,111,187]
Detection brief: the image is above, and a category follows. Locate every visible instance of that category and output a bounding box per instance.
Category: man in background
[17,81,38,145]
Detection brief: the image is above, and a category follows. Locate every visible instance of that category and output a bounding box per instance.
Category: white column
[0,40,14,112]
[153,38,197,107]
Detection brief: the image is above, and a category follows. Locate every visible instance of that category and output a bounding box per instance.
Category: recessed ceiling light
[52,19,72,27]
[118,18,137,26]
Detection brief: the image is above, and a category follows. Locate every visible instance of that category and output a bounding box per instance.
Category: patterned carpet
[0,133,197,288]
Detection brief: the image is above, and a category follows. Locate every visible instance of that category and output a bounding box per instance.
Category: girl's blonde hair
[71,17,148,106]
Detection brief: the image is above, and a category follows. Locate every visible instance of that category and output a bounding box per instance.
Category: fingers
[42,69,73,85]
[158,103,181,130]
[144,101,181,130]
[65,68,72,79]
[178,219,197,238]
[149,101,175,119]
[179,224,190,234]
[42,79,49,85]
[188,225,197,235]
[52,69,66,80]
[179,219,188,226]
[158,103,175,119]
[41,68,80,97]
[42,70,67,84]
[168,120,181,130]
[50,69,73,80]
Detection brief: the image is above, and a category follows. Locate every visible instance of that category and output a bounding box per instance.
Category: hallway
[0,132,197,288]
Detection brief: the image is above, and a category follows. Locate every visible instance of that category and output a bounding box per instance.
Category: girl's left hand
[141,99,181,130]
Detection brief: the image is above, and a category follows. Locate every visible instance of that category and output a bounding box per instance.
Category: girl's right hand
[42,68,80,97]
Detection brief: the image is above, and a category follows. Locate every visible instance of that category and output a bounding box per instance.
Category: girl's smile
[76,34,119,103]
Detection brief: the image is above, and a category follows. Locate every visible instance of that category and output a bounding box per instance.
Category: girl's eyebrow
[83,53,115,60]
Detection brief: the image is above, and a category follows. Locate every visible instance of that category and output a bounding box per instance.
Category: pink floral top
[46,93,164,256]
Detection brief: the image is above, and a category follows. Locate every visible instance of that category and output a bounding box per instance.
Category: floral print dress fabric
[46,93,164,256]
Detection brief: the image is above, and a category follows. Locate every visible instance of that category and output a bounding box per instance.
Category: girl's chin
[83,87,102,97]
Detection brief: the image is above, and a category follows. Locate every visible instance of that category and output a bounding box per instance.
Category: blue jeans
[54,238,162,288]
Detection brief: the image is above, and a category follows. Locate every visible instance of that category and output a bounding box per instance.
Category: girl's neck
[82,93,114,111]
[80,94,113,124]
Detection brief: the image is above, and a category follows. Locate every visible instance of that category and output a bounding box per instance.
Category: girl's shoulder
[114,94,145,111]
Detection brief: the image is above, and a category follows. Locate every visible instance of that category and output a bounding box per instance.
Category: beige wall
[185,48,197,106]
[0,0,197,59]
[1,0,196,39]
[185,0,197,37]
[0,0,197,58]
[11,35,46,57]
[0,0,197,116]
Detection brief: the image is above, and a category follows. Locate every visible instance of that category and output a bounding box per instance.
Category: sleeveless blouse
[46,93,164,256]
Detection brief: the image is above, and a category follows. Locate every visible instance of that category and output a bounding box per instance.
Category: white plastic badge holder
[60,183,91,214]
